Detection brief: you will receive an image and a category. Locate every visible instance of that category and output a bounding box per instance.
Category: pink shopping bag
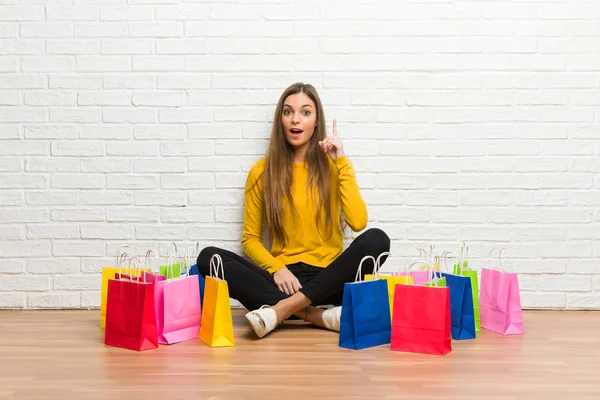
[155,254,201,344]
[392,270,432,286]
[391,245,437,285]
[480,249,523,335]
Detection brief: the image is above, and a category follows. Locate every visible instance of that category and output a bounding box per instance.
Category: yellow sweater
[241,156,368,274]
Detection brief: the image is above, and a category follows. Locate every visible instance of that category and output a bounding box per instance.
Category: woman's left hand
[318,119,345,160]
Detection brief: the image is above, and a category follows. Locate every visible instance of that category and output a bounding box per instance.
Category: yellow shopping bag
[199,254,234,347]
[364,252,414,320]
[364,275,413,320]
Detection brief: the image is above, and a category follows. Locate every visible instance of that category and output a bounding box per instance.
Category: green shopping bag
[160,262,183,279]
[452,242,480,332]
[425,270,446,288]
[159,242,186,279]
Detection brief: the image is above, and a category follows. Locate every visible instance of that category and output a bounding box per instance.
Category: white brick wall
[1,0,599,310]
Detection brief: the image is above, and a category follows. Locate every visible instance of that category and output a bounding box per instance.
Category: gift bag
[391,246,437,285]
[436,251,476,341]
[452,243,481,332]
[339,255,391,350]
[199,254,235,347]
[438,271,476,340]
[391,280,452,356]
[480,249,524,335]
[365,252,413,320]
[159,242,183,279]
[160,262,182,279]
[155,254,201,344]
[100,246,138,328]
[394,263,446,287]
[104,257,158,351]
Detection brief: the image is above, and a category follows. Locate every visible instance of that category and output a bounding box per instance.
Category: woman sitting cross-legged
[196,82,390,338]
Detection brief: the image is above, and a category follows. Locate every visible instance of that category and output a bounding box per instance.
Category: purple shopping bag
[479,249,523,335]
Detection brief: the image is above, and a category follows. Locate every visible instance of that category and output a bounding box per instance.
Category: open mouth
[289,128,303,137]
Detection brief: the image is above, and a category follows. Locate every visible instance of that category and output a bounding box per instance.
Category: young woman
[196,82,390,338]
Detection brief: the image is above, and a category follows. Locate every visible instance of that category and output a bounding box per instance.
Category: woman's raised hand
[318,119,345,160]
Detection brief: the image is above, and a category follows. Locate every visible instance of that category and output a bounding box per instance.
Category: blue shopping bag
[188,264,206,310]
[439,272,476,340]
[186,243,206,310]
[339,255,391,350]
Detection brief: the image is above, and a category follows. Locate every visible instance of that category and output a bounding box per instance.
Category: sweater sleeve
[240,161,288,274]
[333,156,368,232]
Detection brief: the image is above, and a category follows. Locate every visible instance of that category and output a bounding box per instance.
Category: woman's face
[281,92,318,151]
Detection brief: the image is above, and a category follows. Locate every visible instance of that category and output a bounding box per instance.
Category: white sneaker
[245,305,278,338]
[321,306,342,332]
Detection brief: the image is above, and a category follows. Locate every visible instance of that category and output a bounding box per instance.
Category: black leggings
[196,228,390,311]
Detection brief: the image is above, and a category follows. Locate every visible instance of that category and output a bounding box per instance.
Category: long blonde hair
[261,82,334,245]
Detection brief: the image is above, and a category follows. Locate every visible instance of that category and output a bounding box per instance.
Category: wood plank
[0,310,598,400]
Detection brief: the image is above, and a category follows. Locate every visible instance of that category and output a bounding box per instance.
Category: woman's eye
[283,109,291,115]
[303,110,311,116]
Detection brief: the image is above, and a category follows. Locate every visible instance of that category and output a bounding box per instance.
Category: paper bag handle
[116,253,131,280]
[420,244,434,263]
[441,250,460,274]
[209,254,225,280]
[498,248,511,272]
[354,255,376,282]
[487,248,512,273]
[114,245,138,269]
[184,241,201,275]
[130,256,147,283]
[166,253,187,279]
[374,251,392,277]
[460,241,470,271]
[188,242,200,269]
[406,260,439,284]
[145,250,158,273]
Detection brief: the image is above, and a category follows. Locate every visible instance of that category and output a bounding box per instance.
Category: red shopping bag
[104,257,158,351]
[101,246,138,328]
[391,281,452,356]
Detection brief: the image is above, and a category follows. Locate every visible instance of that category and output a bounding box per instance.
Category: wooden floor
[0,310,599,400]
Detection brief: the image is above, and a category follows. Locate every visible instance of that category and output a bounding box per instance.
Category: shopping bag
[394,259,446,287]
[452,243,481,332]
[391,246,437,285]
[100,246,138,328]
[187,242,206,310]
[156,254,201,344]
[188,265,206,310]
[391,282,451,355]
[339,255,391,350]
[104,257,158,351]
[160,262,182,279]
[199,254,234,347]
[480,249,524,335]
[438,271,476,340]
